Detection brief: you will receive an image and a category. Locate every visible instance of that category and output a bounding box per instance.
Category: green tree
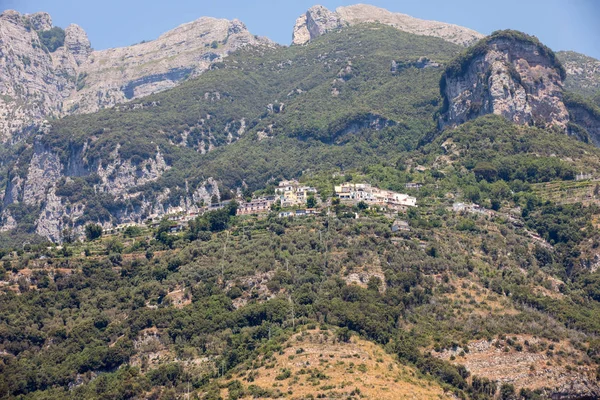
[337,327,352,343]
[37,27,66,52]
[473,161,498,182]
[464,186,481,203]
[500,383,517,400]
[85,223,103,241]
[307,195,317,209]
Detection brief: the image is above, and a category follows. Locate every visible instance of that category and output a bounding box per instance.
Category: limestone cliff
[2,138,222,242]
[0,11,76,143]
[563,93,600,147]
[292,4,484,46]
[0,10,273,142]
[558,51,600,99]
[440,31,570,131]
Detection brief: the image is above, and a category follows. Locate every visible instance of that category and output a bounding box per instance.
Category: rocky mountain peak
[0,10,23,24]
[0,11,273,142]
[27,11,53,31]
[64,24,92,65]
[292,4,484,46]
[292,5,342,45]
[440,30,570,131]
[228,19,247,35]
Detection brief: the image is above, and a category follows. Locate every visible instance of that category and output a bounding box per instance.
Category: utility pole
[288,295,295,329]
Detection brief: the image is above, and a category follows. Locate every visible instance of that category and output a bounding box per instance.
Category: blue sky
[3,0,599,58]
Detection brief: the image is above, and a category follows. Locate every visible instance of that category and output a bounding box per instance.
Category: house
[237,198,275,216]
[405,183,422,190]
[277,209,318,219]
[209,200,231,211]
[276,180,318,207]
[392,220,410,232]
[334,183,417,210]
[453,202,491,216]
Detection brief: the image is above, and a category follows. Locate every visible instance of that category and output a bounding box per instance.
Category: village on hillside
[237,180,417,217]
[104,179,419,235]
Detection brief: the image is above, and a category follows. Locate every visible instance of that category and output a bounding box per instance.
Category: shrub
[336,327,352,343]
[275,368,291,380]
[85,223,103,241]
[37,27,66,52]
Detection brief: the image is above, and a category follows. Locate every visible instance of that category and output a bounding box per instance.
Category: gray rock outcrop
[0,10,274,142]
[1,137,224,242]
[440,32,570,131]
[292,4,484,46]
[64,24,92,65]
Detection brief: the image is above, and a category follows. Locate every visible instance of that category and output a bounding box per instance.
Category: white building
[334,183,416,210]
[276,180,318,207]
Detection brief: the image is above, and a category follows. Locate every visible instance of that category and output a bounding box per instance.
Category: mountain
[559,51,600,99]
[439,31,569,130]
[0,9,272,143]
[4,22,600,243]
[2,5,600,400]
[292,4,484,46]
[0,24,462,242]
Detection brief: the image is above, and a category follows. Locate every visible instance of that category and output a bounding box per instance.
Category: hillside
[559,51,600,100]
[0,9,272,143]
[0,24,462,242]
[5,25,599,245]
[219,328,449,399]
[1,7,600,399]
[2,159,600,398]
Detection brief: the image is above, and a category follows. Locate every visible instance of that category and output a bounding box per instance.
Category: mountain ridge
[2,7,600,400]
[292,4,485,46]
[1,4,598,146]
[0,9,273,143]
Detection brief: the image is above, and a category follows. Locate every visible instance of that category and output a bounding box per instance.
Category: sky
[2,0,599,59]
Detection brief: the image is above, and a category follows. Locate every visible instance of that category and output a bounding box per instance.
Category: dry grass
[223,328,450,399]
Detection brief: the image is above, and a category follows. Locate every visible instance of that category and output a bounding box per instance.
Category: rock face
[64,24,92,65]
[440,31,570,131]
[565,98,600,147]
[558,51,600,98]
[2,138,222,242]
[437,336,600,399]
[0,11,76,143]
[0,10,273,142]
[292,4,484,46]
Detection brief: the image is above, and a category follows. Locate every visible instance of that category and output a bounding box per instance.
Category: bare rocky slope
[0,9,273,143]
[292,4,484,46]
[439,30,600,143]
[559,51,600,99]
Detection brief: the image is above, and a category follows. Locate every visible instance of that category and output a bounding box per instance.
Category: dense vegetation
[2,165,600,398]
[2,22,600,399]
[37,27,66,53]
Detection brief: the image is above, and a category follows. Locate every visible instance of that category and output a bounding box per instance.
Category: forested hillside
[1,10,600,399]
[0,25,464,243]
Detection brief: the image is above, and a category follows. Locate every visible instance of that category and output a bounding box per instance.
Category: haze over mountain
[1,4,600,400]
